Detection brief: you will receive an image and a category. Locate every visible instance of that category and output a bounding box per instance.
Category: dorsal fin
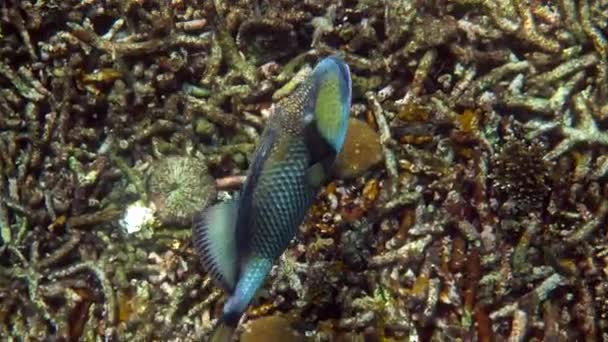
[192,199,240,292]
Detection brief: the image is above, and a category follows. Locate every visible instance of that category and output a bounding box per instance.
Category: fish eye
[303,111,315,125]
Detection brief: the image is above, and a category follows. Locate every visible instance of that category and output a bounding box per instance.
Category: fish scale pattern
[250,139,316,260]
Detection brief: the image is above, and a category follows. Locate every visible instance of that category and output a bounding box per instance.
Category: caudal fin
[192,199,240,292]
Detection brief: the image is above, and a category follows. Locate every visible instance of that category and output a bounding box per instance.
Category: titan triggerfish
[192,56,352,341]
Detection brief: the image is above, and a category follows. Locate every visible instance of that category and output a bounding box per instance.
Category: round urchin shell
[490,138,551,215]
[147,156,217,227]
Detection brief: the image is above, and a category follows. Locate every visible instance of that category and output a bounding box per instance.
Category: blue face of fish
[308,56,352,153]
[192,56,351,341]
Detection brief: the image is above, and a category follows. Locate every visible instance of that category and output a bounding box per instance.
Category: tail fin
[309,56,352,154]
[192,199,240,292]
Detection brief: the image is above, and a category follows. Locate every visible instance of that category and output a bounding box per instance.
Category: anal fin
[192,199,240,293]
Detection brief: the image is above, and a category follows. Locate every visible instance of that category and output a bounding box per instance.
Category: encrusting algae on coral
[333,118,383,179]
[240,314,305,342]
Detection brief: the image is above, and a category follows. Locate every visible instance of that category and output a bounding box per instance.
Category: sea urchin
[147,156,217,227]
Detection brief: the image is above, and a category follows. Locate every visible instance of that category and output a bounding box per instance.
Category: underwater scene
[1,0,608,341]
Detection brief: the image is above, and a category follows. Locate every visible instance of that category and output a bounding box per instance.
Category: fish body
[192,56,352,341]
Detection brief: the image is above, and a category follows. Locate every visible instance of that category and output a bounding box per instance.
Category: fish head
[308,56,352,154]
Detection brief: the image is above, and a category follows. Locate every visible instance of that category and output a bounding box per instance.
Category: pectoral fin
[192,199,240,293]
[306,161,329,188]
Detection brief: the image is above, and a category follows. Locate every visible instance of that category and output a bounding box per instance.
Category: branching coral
[527,89,608,160]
